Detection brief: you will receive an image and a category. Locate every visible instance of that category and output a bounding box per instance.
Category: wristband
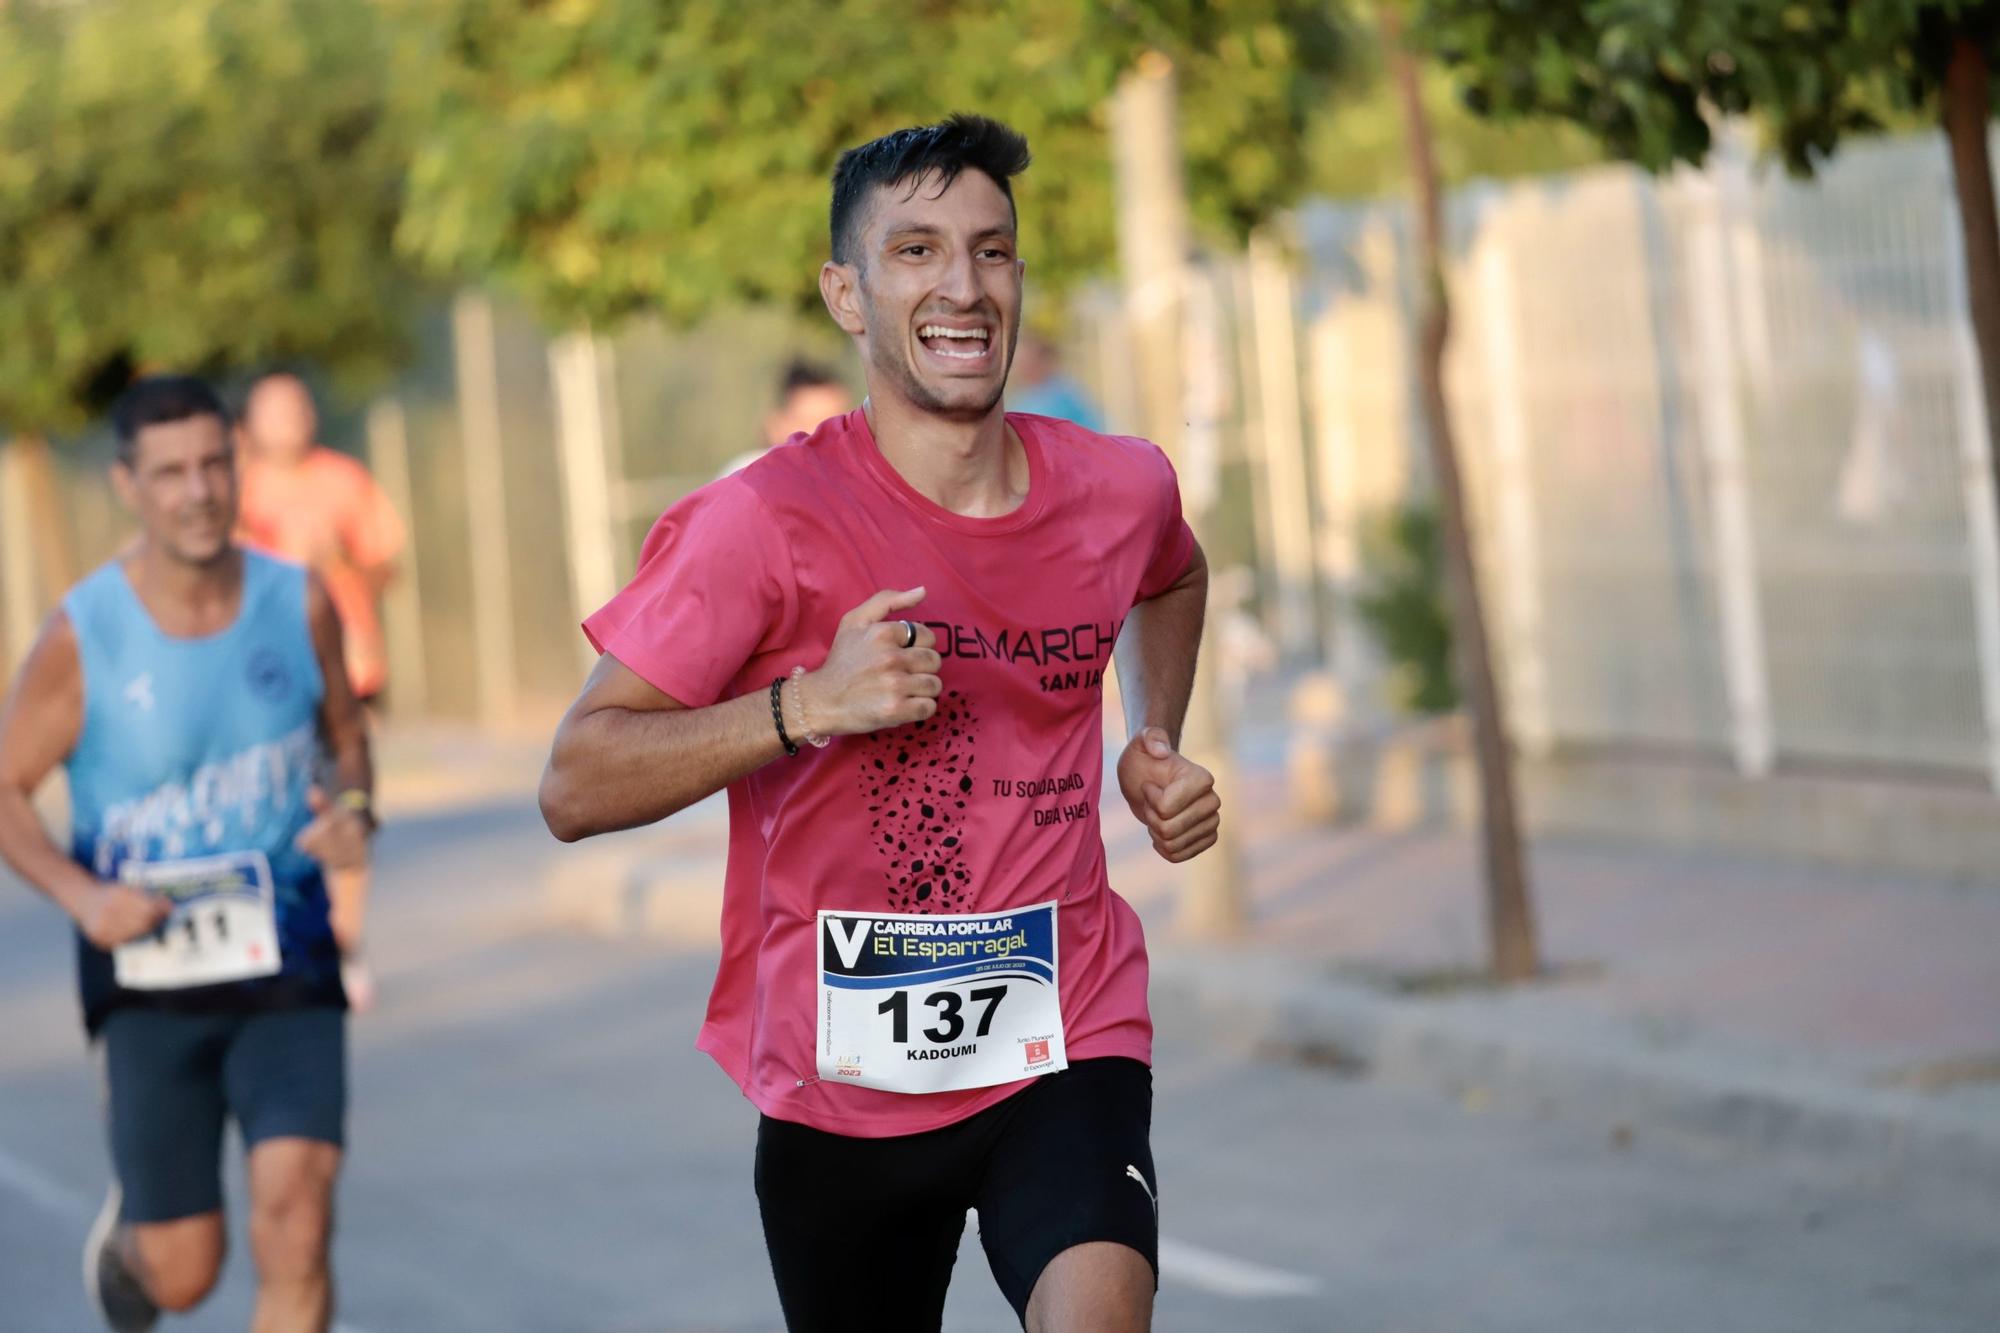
[337,788,378,833]
[770,678,799,756]
[790,667,831,748]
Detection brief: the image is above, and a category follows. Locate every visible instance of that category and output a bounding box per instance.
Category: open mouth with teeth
[917,323,993,364]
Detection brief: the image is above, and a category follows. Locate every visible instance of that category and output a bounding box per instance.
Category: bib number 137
[878,985,1006,1045]
[817,901,1068,1095]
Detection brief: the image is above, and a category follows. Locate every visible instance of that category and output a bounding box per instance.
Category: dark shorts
[755,1057,1157,1331]
[101,1005,347,1224]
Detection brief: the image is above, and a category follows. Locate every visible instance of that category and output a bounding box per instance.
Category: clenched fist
[294,785,372,873]
[76,882,172,951]
[792,587,943,738]
[1117,727,1222,864]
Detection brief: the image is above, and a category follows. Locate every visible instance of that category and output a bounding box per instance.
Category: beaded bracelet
[769,677,798,756]
[790,666,831,748]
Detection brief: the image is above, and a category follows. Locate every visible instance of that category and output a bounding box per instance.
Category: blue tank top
[64,551,341,1031]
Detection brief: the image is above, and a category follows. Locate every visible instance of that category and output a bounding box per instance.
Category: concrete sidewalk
[419,717,2000,1194]
[1134,759,2000,1194]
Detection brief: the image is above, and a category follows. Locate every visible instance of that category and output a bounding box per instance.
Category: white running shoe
[83,1183,157,1332]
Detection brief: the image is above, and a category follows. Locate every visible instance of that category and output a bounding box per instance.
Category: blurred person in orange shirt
[236,372,403,707]
[236,371,401,1013]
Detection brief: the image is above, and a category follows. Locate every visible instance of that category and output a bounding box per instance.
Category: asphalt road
[2,798,1995,1331]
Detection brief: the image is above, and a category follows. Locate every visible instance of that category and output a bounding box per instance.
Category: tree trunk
[1944,35,2000,539]
[1382,10,1540,982]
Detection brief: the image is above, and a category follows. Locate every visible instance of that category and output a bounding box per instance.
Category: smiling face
[113,412,238,567]
[822,168,1025,423]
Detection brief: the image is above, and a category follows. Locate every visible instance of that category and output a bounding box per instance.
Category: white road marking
[0,1142,91,1221]
[1157,1236,1321,1299]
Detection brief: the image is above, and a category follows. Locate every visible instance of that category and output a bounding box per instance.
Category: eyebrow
[878,222,1017,247]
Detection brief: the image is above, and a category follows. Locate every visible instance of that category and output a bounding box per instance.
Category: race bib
[113,851,282,991]
[817,901,1067,1095]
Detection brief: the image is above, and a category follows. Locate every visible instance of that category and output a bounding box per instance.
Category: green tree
[1356,502,1459,715]
[0,0,410,434]
[0,0,412,654]
[390,0,1351,328]
[1413,0,2000,550]
[1306,30,1605,200]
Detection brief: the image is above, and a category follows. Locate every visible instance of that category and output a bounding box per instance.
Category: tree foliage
[1305,16,1605,200]
[391,0,1352,330]
[1412,0,1999,174]
[0,0,411,435]
[1356,501,1459,715]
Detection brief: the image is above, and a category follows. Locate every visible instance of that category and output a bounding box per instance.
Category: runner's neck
[121,543,247,639]
[862,396,1029,519]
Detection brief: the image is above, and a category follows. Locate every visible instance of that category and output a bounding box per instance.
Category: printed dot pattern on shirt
[858,690,978,913]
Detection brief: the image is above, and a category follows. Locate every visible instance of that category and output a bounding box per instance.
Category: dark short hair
[110,374,230,465]
[777,358,843,403]
[829,114,1032,265]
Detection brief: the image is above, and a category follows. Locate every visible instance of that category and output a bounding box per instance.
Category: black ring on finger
[901,619,918,650]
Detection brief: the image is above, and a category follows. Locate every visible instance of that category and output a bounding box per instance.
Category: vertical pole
[596,336,632,577]
[1111,53,1245,936]
[452,292,518,730]
[364,396,430,717]
[1233,260,1280,640]
[1247,233,1321,663]
[1474,204,1554,756]
[1941,185,2000,792]
[1092,292,1144,434]
[1687,167,1775,776]
[0,439,38,677]
[549,328,621,678]
[1309,312,1372,698]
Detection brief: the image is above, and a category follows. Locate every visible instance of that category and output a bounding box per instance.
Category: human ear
[819,261,868,337]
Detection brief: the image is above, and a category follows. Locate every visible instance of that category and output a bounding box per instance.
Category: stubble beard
[863,292,1019,424]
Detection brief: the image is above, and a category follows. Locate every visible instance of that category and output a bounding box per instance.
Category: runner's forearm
[0,783,102,922]
[325,724,374,952]
[541,687,791,840]
[327,725,373,810]
[1113,540,1208,748]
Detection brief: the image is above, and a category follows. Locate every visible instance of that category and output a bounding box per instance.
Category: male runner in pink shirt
[540,114,1220,1333]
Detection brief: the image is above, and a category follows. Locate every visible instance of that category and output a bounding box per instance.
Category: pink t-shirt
[583,409,1195,1137]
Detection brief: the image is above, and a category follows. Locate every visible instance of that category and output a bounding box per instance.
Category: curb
[1149,949,2000,1197]
[536,833,2000,1197]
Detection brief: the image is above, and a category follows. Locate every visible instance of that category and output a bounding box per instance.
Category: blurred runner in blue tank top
[1006,330,1105,432]
[0,375,375,1333]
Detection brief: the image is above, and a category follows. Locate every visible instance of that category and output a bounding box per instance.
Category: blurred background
[2,2,1998,1330]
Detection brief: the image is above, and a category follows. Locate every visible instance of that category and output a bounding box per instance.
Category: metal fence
[1289,128,2000,789]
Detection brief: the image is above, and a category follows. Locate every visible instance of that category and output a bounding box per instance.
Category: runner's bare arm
[0,612,171,945]
[298,573,373,921]
[541,587,944,841]
[1115,540,1208,746]
[306,574,373,816]
[1113,540,1224,863]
